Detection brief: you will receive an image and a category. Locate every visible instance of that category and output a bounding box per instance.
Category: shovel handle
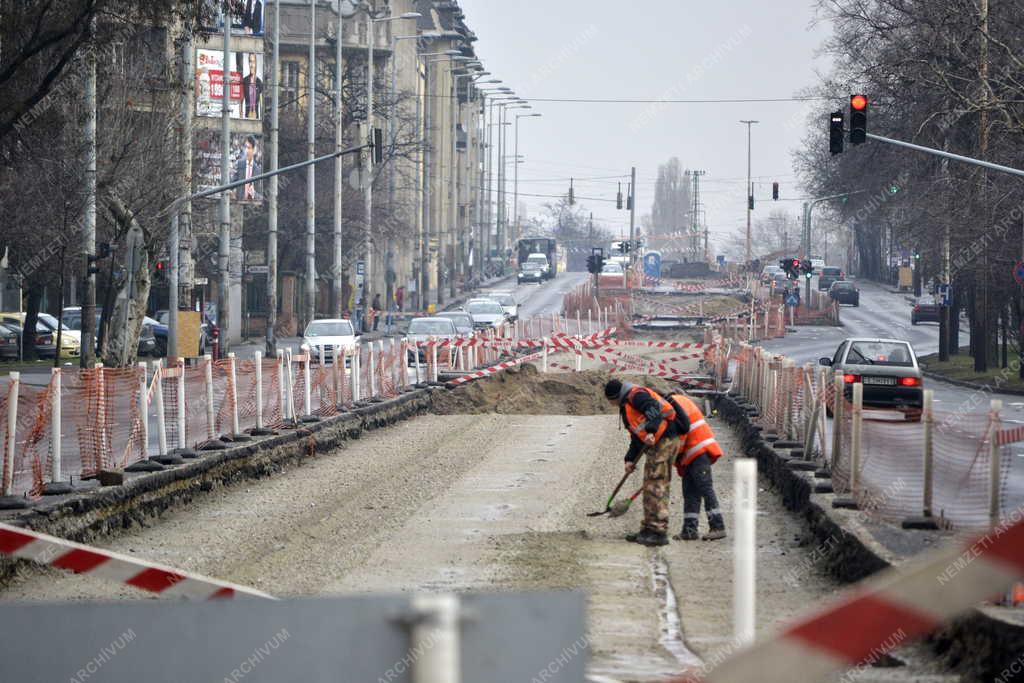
[628,487,643,501]
[604,471,632,510]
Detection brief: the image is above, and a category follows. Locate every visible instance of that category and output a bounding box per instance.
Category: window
[281,61,300,110]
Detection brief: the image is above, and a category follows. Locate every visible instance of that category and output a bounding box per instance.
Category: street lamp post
[740,119,759,264]
[500,101,529,263]
[514,113,542,244]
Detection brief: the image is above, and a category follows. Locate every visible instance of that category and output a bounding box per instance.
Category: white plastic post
[368,343,378,397]
[575,310,581,337]
[587,309,592,336]
[50,368,61,483]
[152,362,168,457]
[204,355,216,440]
[431,341,439,383]
[922,389,934,517]
[2,372,19,495]
[410,593,461,683]
[352,347,361,402]
[574,340,582,372]
[177,358,186,447]
[734,458,757,646]
[991,398,1004,527]
[254,351,264,430]
[284,348,296,423]
[831,371,843,472]
[229,352,241,435]
[851,382,863,496]
[414,341,423,383]
[137,363,148,459]
[301,346,312,416]
[95,363,108,455]
[542,338,549,373]
[277,350,287,419]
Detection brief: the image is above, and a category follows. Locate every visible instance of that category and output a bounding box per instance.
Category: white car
[486,291,519,321]
[601,262,624,275]
[524,253,550,276]
[465,299,508,329]
[303,319,358,365]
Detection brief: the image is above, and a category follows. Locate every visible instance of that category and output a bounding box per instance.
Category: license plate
[863,376,896,386]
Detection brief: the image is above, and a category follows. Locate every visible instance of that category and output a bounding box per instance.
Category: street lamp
[514,112,542,244]
[739,119,759,264]
[497,101,529,258]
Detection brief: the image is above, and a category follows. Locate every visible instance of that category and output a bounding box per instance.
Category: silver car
[406,317,459,364]
[819,337,923,420]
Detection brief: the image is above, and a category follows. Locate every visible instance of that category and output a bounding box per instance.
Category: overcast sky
[456,0,833,258]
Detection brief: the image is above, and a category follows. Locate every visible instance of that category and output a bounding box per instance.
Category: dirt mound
[431,363,678,415]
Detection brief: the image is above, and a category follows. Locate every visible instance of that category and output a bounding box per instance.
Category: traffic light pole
[865,133,1024,180]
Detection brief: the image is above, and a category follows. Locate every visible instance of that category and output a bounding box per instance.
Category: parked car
[486,291,519,321]
[465,299,507,329]
[303,318,358,365]
[518,260,545,284]
[911,301,941,325]
[0,313,56,359]
[436,311,474,336]
[761,265,783,284]
[829,281,860,306]
[818,266,844,291]
[142,316,169,357]
[0,322,20,361]
[35,312,81,358]
[405,317,459,364]
[819,338,923,420]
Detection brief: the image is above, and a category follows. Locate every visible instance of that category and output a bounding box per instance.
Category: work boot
[625,529,669,547]
[673,527,700,541]
[703,528,727,541]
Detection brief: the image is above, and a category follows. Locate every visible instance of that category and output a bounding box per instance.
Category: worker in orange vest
[668,392,725,541]
[605,379,690,547]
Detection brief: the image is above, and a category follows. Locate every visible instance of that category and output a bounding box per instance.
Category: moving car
[518,260,545,284]
[436,311,474,336]
[0,322,20,361]
[761,264,783,284]
[829,281,860,306]
[465,298,507,329]
[406,317,459,364]
[911,301,941,325]
[523,253,550,277]
[819,338,923,420]
[818,266,844,291]
[303,318,358,365]
[487,291,519,321]
[601,261,624,275]
[770,272,795,295]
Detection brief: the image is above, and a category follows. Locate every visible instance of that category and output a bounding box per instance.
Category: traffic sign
[356,260,365,275]
[938,283,952,307]
[1015,261,1024,285]
[785,293,800,307]
[247,265,269,275]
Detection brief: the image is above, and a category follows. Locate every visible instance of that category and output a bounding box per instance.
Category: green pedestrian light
[889,184,900,195]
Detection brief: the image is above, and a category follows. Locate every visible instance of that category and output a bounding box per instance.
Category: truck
[517,238,557,280]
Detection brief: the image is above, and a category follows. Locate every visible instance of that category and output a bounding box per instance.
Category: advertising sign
[196,49,263,120]
[195,130,264,203]
[201,0,265,36]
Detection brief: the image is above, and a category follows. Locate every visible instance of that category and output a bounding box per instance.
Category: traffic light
[588,248,605,274]
[849,94,868,145]
[800,259,814,279]
[829,111,845,154]
[772,182,779,201]
[780,258,801,279]
[586,254,596,273]
[372,127,384,164]
[616,183,623,210]
[568,178,575,205]
[748,194,754,211]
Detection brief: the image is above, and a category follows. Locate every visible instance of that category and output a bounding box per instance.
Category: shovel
[586,472,632,517]
[607,488,643,518]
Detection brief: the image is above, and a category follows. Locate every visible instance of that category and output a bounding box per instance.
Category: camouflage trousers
[641,437,676,534]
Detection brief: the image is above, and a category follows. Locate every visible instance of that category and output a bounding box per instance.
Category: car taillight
[37,335,52,345]
[913,305,920,311]
[899,377,921,387]
[843,374,861,384]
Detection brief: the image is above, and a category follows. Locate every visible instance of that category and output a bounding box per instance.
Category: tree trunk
[100,197,151,368]
[22,285,41,361]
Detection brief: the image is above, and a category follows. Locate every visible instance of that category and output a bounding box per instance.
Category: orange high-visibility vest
[670,393,723,468]
[622,386,677,445]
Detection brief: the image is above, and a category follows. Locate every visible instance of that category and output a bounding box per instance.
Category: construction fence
[707,331,1020,532]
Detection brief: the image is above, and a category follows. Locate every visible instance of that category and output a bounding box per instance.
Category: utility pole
[977,0,990,372]
[267,0,281,354]
[218,9,232,353]
[361,10,375,330]
[691,170,705,262]
[305,0,317,330]
[448,73,460,300]
[628,166,637,264]
[81,16,97,368]
[333,2,345,318]
[740,120,758,264]
[423,62,434,309]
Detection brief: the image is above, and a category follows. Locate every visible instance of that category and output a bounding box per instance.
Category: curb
[919,368,1024,397]
[712,392,1024,681]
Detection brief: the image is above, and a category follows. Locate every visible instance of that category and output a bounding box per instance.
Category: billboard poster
[196,131,264,203]
[201,0,265,36]
[196,49,263,120]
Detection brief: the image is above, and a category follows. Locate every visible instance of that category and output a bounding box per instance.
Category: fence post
[830,371,843,476]
[301,346,312,418]
[991,398,1004,528]
[254,351,265,432]
[587,309,592,336]
[175,358,196,456]
[137,362,149,460]
[781,360,794,439]
[430,340,439,383]
[368,342,378,398]
[152,362,168,458]
[542,338,549,373]
[228,353,245,437]
[42,367,74,494]
[834,379,861,510]
[414,342,423,384]
[352,347,361,402]
[733,458,757,645]
[204,355,216,442]
[574,340,582,372]
[284,348,297,425]
[0,372,24,504]
[277,350,287,419]
[903,389,939,529]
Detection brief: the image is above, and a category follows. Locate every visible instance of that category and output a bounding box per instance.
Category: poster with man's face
[195,131,264,203]
[201,0,265,36]
[195,50,262,120]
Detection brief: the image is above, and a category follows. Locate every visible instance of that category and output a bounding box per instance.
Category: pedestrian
[371,293,381,331]
[604,379,689,547]
[668,392,726,541]
[395,285,405,312]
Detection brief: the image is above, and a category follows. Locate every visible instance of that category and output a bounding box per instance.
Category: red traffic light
[156,261,167,271]
[850,94,868,111]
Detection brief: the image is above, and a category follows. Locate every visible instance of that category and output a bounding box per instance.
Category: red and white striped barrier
[446,351,546,386]
[675,516,1024,683]
[996,424,1024,446]
[0,523,275,601]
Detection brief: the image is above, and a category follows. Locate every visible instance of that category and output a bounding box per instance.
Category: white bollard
[991,398,1004,528]
[574,341,582,372]
[734,458,757,645]
[431,341,439,383]
[352,347,361,402]
[369,343,378,397]
[277,350,287,420]
[204,355,216,440]
[576,311,581,337]
[851,381,863,496]
[50,368,62,483]
[284,349,296,424]
[254,351,264,430]
[229,353,241,435]
[587,309,592,336]
[301,346,312,417]
[177,358,187,448]
[95,363,109,456]
[414,342,423,384]
[2,372,19,496]
[137,363,149,459]
[152,362,168,457]
[542,338,549,373]
[410,593,462,683]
